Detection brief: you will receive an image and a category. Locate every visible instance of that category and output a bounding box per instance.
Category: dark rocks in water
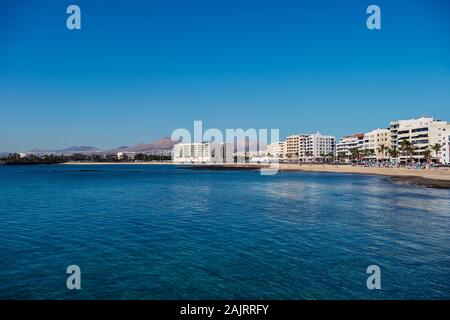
[390,176,450,189]
[179,164,266,171]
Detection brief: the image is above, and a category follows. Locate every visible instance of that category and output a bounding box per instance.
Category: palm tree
[399,140,416,163]
[377,144,387,161]
[422,148,432,164]
[387,146,400,163]
[349,147,360,163]
[326,152,335,163]
[369,149,376,162]
[337,151,347,161]
[430,143,442,164]
[305,151,313,163]
[362,149,373,161]
[319,153,325,163]
[337,152,347,163]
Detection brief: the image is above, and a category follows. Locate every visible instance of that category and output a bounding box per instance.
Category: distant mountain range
[28,145,101,155]
[102,137,179,155]
[3,136,263,157]
[25,137,178,156]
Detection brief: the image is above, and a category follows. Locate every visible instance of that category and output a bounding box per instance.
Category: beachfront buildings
[337,117,450,164]
[303,132,336,161]
[172,142,233,163]
[336,133,365,159]
[444,134,450,164]
[390,117,450,164]
[284,135,301,160]
[336,130,390,162]
[171,116,450,165]
[275,132,336,162]
[266,142,285,159]
[361,129,391,161]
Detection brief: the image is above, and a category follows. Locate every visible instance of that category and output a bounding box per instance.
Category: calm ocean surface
[0,164,449,299]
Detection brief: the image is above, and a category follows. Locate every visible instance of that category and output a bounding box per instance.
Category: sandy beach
[275,163,450,180]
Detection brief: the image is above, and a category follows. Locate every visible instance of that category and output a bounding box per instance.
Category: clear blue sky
[1,0,449,152]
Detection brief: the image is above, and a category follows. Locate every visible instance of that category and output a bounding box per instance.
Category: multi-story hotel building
[284,135,301,160]
[389,117,450,163]
[266,142,285,159]
[172,142,232,163]
[361,128,391,160]
[444,133,450,164]
[283,132,335,162]
[336,133,365,158]
[302,132,336,160]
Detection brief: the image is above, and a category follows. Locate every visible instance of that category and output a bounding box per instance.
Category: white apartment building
[301,132,336,161]
[361,128,391,160]
[117,152,136,160]
[283,132,335,162]
[444,133,450,164]
[390,117,450,163]
[336,133,365,158]
[172,142,232,163]
[428,120,450,164]
[266,142,285,159]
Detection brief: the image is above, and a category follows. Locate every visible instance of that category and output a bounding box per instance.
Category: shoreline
[60,161,174,165]
[183,163,450,189]
[55,161,450,188]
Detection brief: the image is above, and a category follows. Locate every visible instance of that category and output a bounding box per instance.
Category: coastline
[275,164,450,188]
[60,161,174,165]
[57,161,450,188]
[183,163,450,189]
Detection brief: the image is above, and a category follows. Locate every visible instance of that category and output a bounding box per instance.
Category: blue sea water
[0,164,449,299]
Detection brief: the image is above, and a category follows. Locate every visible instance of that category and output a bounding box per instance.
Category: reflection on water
[0,165,449,299]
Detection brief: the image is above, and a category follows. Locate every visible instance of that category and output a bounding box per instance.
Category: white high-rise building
[172,142,232,163]
[283,132,335,162]
[389,117,450,163]
[444,133,450,164]
[301,132,336,161]
[336,133,365,158]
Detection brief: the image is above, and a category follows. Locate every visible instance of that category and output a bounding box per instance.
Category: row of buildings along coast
[172,117,450,164]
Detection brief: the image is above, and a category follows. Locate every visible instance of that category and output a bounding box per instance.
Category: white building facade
[336,133,365,159]
[390,117,450,163]
[301,132,336,161]
[282,132,335,162]
[172,142,233,163]
[361,128,391,161]
[266,142,285,159]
